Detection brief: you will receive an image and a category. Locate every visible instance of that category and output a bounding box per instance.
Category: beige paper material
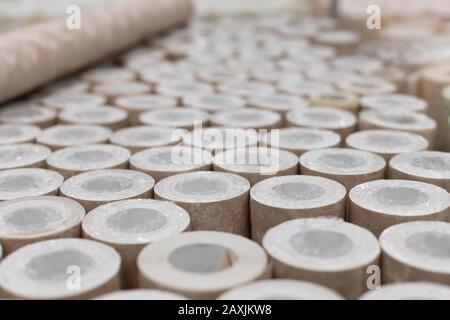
[0,0,192,104]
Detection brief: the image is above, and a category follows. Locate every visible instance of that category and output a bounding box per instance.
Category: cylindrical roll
[44,78,90,95]
[0,239,121,299]
[0,196,85,255]
[0,0,193,104]
[139,108,209,130]
[337,76,396,96]
[389,151,450,192]
[0,124,41,145]
[37,125,113,151]
[214,147,299,186]
[156,81,214,105]
[211,108,282,130]
[309,92,359,113]
[358,110,437,145]
[217,81,275,99]
[184,93,246,113]
[286,107,357,138]
[359,282,450,300]
[300,148,386,191]
[349,180,450,237]
[314,30,361,55]
[247,94,309,119]
[130,146,212,182]
[250,176,346,243]
[0,168,63,201]
[41,93,106,111]
[380,221,450,285]
[93,82,152,103]
[0,102,57,128]
[47,144,131,179]
[263,217,380,299]
[217,279,343,300]
[60,169,155,211]
[82,199,190,288]
[58,106,128,130]
[137,231,268,299]
[110,126,187,153]
[196,68,248,86]
[114,95,177,125]
[346,130,429,160]
[154,171,250,235]
[81,67,137,84]
[96,289,188,300]
[278,80,336,99]
[360,94,428,113]
[331,55,383,75]
[0,143,51,170]
[260,127,341,156]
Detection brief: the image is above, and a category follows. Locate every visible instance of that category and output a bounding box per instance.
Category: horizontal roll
[137,231,268,299]
[359,282,450,300]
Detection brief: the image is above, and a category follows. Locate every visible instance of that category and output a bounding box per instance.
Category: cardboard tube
[0,239,121,299]
[211,108,282,130]
[81,67,137,84]
[337,76,397,96]
[250,176,346,243]
[349,180,450,237]
[196,68,248,86]
[0,143,51,170]
[139,108,210,130]
[314,30,361,55]
[130,146,212,182]
[0,0,193,104]
[60,169,155,212]
[0,196,85,255]
[93,82,152,103]
[310,91,359,113]
[278,80,336,99]
[345,130,429,161]
[0,168,63,201]
[213,147,299,186]
[331,55,383,75]
[37,124,113,151]
[217,81,276,99]
[360,282,450,300]
[389,151,450,192]
[247,94,309,121]
[154,171,250,236]
[0,102,57,128]
[156,81,214,105]
[184,93,246,113]
[137,231,268,299]
[380,221,450,285]
[47,144,131,179]
[41,93,106,111]
[263,217,380,299]
[96,289,188,300]
[360,94,428,113]
[0,124,41,145]
[59,106,129,130]
[300,148,386,191]
[82,199,190,289]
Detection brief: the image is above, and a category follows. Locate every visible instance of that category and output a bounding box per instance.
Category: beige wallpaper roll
[0,0,192,104]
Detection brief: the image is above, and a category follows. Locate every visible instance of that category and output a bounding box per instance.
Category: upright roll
[359,282,450,300]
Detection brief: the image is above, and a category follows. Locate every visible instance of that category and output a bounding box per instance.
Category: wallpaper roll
[0,0,192,104]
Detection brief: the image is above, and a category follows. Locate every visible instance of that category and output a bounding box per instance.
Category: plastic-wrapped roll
[247,94,309,120]
[0,0,193,104]
[309,92,359,113]
[184,93,246,113]
[96,289,188,300]
[346,130,429,161]
[360,94,428,113]
[0,169,63,201]
[286,107,357,138]
[300,148,386,191]
[260,127,341,156]
[60,169,155,212]
[37,124,112,151]
[114,95,177,125]
[156,81,214,105]
[130,146,212,182]
[214,147,299,186]
[0,196,85,255]
[182,127,259,155]
[251,176,346,243]
[81,67,137,84]
[263,217,380,299]
[0,102,57,128]
[314,30,361,55]
[389,151,450,192]
[349,180,450,237]
[59,106,128,130]
[211,108,282,130]
[139,108,209,130]
[358,110,437,145]
[47,144,131,179]
[93,82,152,103]
[137,231,268,299]
[218,279,343,300]
[82,199,190,288]
[0,124,41,145]
[380,221,450,285]
[0,143,51,170]
[110,126,187,153]
[359,282,450,300]
[278,80,336,99]
[0,239,121,299]
[154,171,250,235]
[217,81,275,99]
[337,76,397,96]
[42,93,106,111]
